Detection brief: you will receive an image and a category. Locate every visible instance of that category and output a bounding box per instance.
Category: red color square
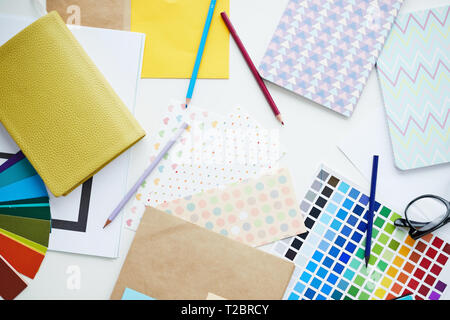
[420,257,432,269]
[424,274,436,286]
[432,237,444,249]
[386,293,396,300]
[414,268,425,280]
[407,278,419,290]
[418,285,430,296]
[415,242,427,253]
[431,264,443,276]
[422,234,433,242]
[426,247,438,259]
[437,254,448,265]
[402,288,412,296]
[415,295,424,300]
[392,283,403,294]
[444,243,450,255]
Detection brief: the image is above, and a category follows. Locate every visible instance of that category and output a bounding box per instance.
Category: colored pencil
[103,122,189,228]
[185,0,217,108]
[365,155,379,267]
[220,11,284,125]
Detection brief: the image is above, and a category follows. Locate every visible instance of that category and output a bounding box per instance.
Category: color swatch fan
[0,151,51,300]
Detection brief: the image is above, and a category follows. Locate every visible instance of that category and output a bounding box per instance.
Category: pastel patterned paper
[157,168,306,247]
[269,165,450,300]
[259,0,403,117]
[376,6,450,170]
[124,100,283,231]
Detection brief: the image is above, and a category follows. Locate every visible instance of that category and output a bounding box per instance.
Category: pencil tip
[365,256,369,267]
[103,220,111,229]
[282,121,285,126]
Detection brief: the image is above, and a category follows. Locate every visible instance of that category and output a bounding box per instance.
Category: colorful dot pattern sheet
[157,168,306,247]
[270,165,450,300]
[125,100,283,231]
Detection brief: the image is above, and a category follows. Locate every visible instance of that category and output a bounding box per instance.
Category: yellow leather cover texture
[0,11,145,197]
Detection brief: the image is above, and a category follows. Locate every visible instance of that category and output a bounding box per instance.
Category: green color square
[384,223,395,235]
[390,212,402,223]
[360,266,370,276]
[350,258,361,270]
[354,275,365,287]
[388,239,400,251]
[371,228,379,239]
[358,291,370,300]
[378,233,389,245]
[379,207,391,218]
[344,296,353,300]
[377,260,388,272]
[372,244,383,255]
[369,255,377,266]
[365,282,375,293]
[356,248,365,259]
[393,228,407,241]
[374,217,385,228]
[371,270,383,283]
[348,285,359,297]
[382,249,394,262]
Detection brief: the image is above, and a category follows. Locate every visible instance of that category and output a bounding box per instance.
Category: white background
[0,0,448,299]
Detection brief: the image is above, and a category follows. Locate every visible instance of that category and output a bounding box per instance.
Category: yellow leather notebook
[0,12,145,197]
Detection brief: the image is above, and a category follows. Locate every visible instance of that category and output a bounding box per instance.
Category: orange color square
[392,283,403,295]
[398,272,409,284]
[404,262,414,273]
[387,266,398,278]
[422,233,433,243]
[393,256,404,267]
[405,236,415,247]
[386,293,396,300]
[399,245,410,257]
[409,251,421,263]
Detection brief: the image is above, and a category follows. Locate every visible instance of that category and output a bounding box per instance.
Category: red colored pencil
[220,11,284,125]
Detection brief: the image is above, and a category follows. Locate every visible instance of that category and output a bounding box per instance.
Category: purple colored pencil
[0,151,25,174]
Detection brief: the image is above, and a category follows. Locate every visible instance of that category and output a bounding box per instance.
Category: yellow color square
[393,256,404,267]
[399,245,410,257]
[374,288,387,299]
[381,277,392,289]
[405,235,415,247]
[387,266,399,278]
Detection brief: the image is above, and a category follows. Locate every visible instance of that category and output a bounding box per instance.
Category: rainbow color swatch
[270,165,450,300]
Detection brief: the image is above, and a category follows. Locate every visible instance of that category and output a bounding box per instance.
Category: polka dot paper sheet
[124,100,283,231]
[157,168,306,247]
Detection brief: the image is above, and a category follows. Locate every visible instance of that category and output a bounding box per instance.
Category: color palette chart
[0,151,51,300]
[270,165,450,300]
[157,168,306,247]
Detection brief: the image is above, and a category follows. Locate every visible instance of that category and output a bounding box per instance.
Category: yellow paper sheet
[131,0,229,79]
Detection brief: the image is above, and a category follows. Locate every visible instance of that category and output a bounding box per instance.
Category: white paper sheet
[0,14,145,257]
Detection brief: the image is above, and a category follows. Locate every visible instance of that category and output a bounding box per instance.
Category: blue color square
[327,273,338,285]
[317,267,328,279]
[351,231,363,243]
[319,240,330,252]
[342,199,354,210]
[374,201,381,211]
[314,222,326,236]
[326,203,338,215]
[337,279,349,291]
[335,235,346,247]
[333,262,345,274]
[349,188,360,200]
[323,256,334,268]
[341,225,352,237]
[330,219,342,231]
[346,215,358,226]
[324,229,336,242]
[343,269,355,281]
[311,278,322,289]
[288,292,300,300]
[359,194,370,205]
[345,241,357,253]
[316,294,326,300]
[357,221,367,232]
[336,209,348,221]
[304,288,316,300]
[329,246,340,258]
[319,212,332,225]
[294,282,306,295]
[332,192,344,205]
[312,251,324,263]
[300,271,312,283]
[321,284,332,295]
[353,204,364,216]
[306,261,318,273]
[338,181,350,194]
[331,290,343,300]
[339,252,350,264]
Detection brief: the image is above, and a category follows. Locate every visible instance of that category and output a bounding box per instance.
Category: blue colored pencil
[185,0,217,108]
[365,155,379,267]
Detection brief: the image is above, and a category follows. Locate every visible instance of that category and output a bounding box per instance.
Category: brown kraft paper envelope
[111,207,294,300]
[46,0,131,30]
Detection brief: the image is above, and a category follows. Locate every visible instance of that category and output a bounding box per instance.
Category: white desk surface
[0,0,448,299]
